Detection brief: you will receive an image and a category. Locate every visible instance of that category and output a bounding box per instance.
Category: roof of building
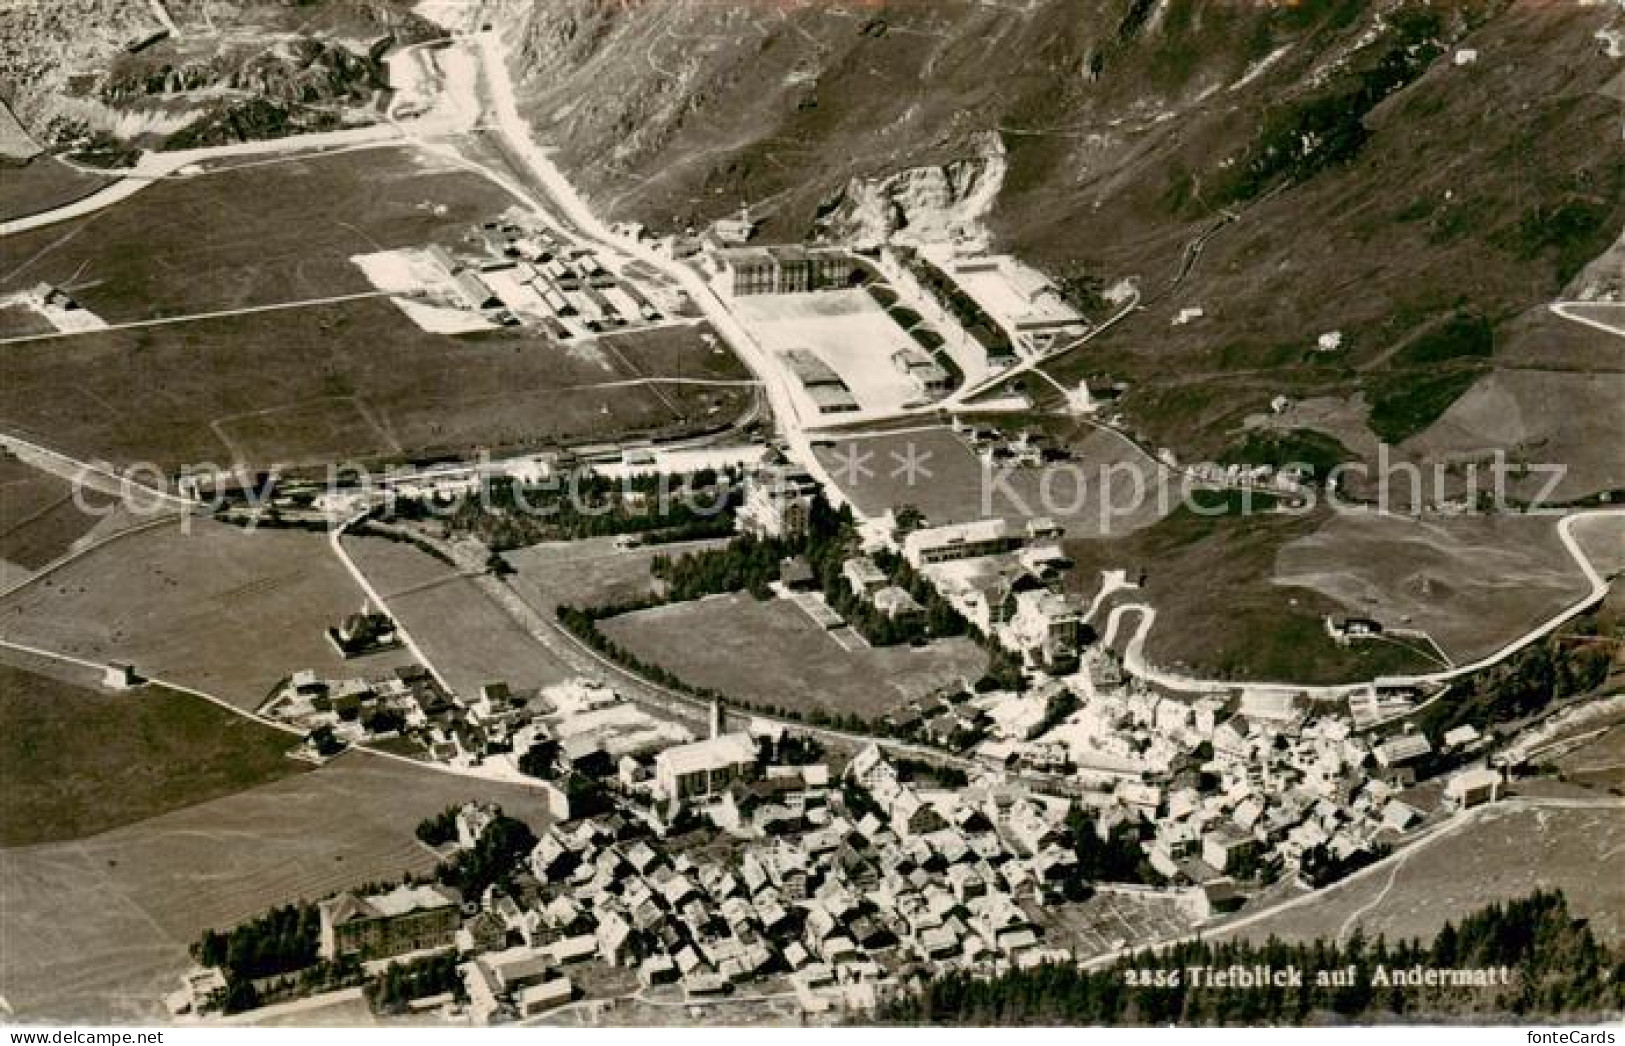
[656,732,758,777]
[326,883,457,925]
[782,348,846,387]
[1444,766,1502,795]
[874,586,924,616]
[902,518,1018,555]
[1443,724,1482,747]
[806,384,860,412]
[1372,733,1433,766]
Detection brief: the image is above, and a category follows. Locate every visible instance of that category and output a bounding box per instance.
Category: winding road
[1099,506,1625,698]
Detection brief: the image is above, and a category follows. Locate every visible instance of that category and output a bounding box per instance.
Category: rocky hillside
[499,0,1624,494]
[0,0,440,155]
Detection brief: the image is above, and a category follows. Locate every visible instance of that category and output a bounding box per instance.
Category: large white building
[655,732,760,802]
[738,467,820,538]
[712,246,854,296]
[1002,589,1084,671]
[902,517,1063,568]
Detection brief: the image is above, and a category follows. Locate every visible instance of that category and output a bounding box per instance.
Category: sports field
[0,520,419,708]
[0,655,303,846]
[599,592,986,720]
[0,754,557,1023]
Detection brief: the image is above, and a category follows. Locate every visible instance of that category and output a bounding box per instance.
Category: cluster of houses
[302,736,1096,1024]
[734,463,1087,675]
[265,665,690,790]
[955,424,1063,471]
[1174,457,1309,496]
[358,211,671,341]
[263,664,450,751]
[963,657,1505,893]
[437,220,665,337]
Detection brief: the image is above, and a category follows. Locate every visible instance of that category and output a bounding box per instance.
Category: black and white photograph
[0,0,1621,1038]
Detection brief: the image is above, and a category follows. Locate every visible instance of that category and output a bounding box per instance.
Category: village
[192,446,1517,1027]
[178,643,1511,1026]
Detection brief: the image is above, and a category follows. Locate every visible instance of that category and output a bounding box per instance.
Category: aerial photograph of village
[0,0,1621,1039]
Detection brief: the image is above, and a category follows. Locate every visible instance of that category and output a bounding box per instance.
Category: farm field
[1569,512,1625,578]
[0,303,56,339]
[1555,723,1625,795]
[1039,890,1199,959]
[1274,511,1591,663]
[599,592,987,720]
[0,147,515,323]
[0,452,110,571]
[597,322,754,385]
[343,534,577,699]
[0,654,303,847]
[1404,369,1625,504]
[0,754,557,1023]
[0,296,745,472]
[0,520,419,709]
[812,425,1170,539]
[0,143,752,472]
[1218,802,1625,949]
[502,534,730,614]
[0,157,114,223]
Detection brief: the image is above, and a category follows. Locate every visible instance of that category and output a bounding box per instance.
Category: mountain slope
[500,0,1624,493]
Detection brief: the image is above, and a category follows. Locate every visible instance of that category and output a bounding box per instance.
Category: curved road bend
[1099,506,1625,698]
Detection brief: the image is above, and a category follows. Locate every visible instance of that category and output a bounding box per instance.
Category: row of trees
[193,903,322,982]
[653,533,797,601]
[400,469,741,552]
[438,812,537,901]
[415,806,461,848]
[365,953,466,1015]
[876,890,1623,1024]
[1418,634,1614,741]
[215,955,364,1016]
